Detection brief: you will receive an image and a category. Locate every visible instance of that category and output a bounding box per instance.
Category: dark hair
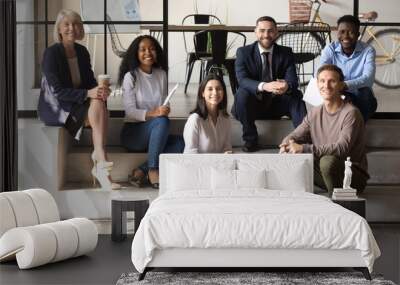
[317,64,345,82]
[118,35,166,86]
[256,16,277,27]
[337,15,360,32]
[190,74,229,120]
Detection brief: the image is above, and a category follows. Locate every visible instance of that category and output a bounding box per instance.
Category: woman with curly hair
[118,35,184,189]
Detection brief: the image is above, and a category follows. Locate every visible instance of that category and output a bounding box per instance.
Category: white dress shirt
[122,68,167,122]
[183,112,232,153]
[257,43,274,92]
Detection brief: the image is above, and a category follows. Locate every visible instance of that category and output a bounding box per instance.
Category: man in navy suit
[232,16,306,152]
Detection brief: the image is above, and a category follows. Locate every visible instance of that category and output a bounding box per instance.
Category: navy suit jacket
[38,43,97,126]
[235,41,300,96]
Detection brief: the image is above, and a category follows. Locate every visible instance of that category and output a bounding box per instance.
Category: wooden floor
[1,224,399,285]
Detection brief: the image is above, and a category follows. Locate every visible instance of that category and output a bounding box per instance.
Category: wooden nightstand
[332,198,366,218]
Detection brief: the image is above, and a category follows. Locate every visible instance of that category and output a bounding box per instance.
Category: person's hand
[287,139,303,154]
[262,82,276,93]
[279,143,289,154]
[87,86,110,101]
[87,87,101,100]
[154,105,170,117]
[275,79,288,94]
[224,150,233,154]
[99,86,111,101]
[262,80,288,95]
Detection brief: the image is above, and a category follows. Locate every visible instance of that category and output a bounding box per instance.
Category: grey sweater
[282,102,368,174]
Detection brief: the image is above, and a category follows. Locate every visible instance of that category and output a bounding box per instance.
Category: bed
[131,154,380,280]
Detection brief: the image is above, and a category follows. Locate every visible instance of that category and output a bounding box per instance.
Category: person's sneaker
[241,141,259,152]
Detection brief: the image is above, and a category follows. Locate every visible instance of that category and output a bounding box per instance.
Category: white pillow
[211,169,267,191]
[266,161,308,191]
[167,160,235,192]
[238,158,309,192]
[212,169,236,190]
[237,169,267,189]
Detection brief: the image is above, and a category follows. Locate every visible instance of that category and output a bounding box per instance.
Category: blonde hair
[53,9,84,43]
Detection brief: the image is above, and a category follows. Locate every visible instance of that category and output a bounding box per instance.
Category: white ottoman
[0,189,98,269]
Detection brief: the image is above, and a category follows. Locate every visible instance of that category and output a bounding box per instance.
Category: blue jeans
[345,87,377,122]
[120,117,184,173]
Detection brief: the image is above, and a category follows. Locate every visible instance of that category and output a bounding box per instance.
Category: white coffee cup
[98,74,111,87]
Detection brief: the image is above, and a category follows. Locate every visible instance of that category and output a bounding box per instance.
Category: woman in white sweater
[183,74,232,153]
[118,35,184,188]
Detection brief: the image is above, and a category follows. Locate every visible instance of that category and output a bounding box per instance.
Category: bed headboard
[159,153,314,195]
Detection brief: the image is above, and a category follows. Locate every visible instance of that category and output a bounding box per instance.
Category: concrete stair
[367,148,400,185]
[67,118,400,185]
[64,117,400,223]
[361,185,400,222]
[17,117,400,222]
[66,146,400,186]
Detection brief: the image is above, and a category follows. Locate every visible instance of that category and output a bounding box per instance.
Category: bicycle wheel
[367,28,400,89]
[277,32,326,87]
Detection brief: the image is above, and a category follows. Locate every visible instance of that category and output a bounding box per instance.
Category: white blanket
[131,190,380,273]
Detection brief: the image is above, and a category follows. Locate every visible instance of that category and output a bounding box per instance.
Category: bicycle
[359,11,400,89]
[277,0,331,87]
[287,0,400,89]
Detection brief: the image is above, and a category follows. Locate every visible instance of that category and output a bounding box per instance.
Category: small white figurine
[343,157,353,189]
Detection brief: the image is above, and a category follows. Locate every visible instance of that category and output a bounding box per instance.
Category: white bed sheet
[131,190,380,273]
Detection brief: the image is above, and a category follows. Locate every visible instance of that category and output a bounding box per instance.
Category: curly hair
[117,35,166,86]
[337,15,360,33]
[190,73,229,120]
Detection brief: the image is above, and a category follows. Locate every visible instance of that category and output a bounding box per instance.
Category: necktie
[261,52,271,83]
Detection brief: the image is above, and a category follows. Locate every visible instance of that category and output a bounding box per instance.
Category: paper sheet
[303,78,323,107]
[163,83,179,106]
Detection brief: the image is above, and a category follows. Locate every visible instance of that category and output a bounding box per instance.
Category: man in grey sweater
[279,64,369,195]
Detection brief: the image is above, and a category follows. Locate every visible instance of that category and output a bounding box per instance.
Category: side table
[332,198,366,218]
[111,198,149,242]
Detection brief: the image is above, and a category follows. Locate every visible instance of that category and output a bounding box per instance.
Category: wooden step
[75,118,400,148]
[361,185,400,222]
[367,148,400,184]
[66,146,400,185]
[66,147,278,183]
[66,147,147,183]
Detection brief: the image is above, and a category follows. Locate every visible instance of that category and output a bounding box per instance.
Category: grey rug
[116,271,396,285]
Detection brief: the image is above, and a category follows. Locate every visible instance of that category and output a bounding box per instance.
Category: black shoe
[150,182,159,189]
[128,174,149,187]
[241,142,259,153]
[128,169,149,188]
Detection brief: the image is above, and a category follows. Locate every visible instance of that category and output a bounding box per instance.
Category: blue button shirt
[318,41,376,92]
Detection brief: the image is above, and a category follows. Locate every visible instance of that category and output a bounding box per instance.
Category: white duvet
[131,190,380,273]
